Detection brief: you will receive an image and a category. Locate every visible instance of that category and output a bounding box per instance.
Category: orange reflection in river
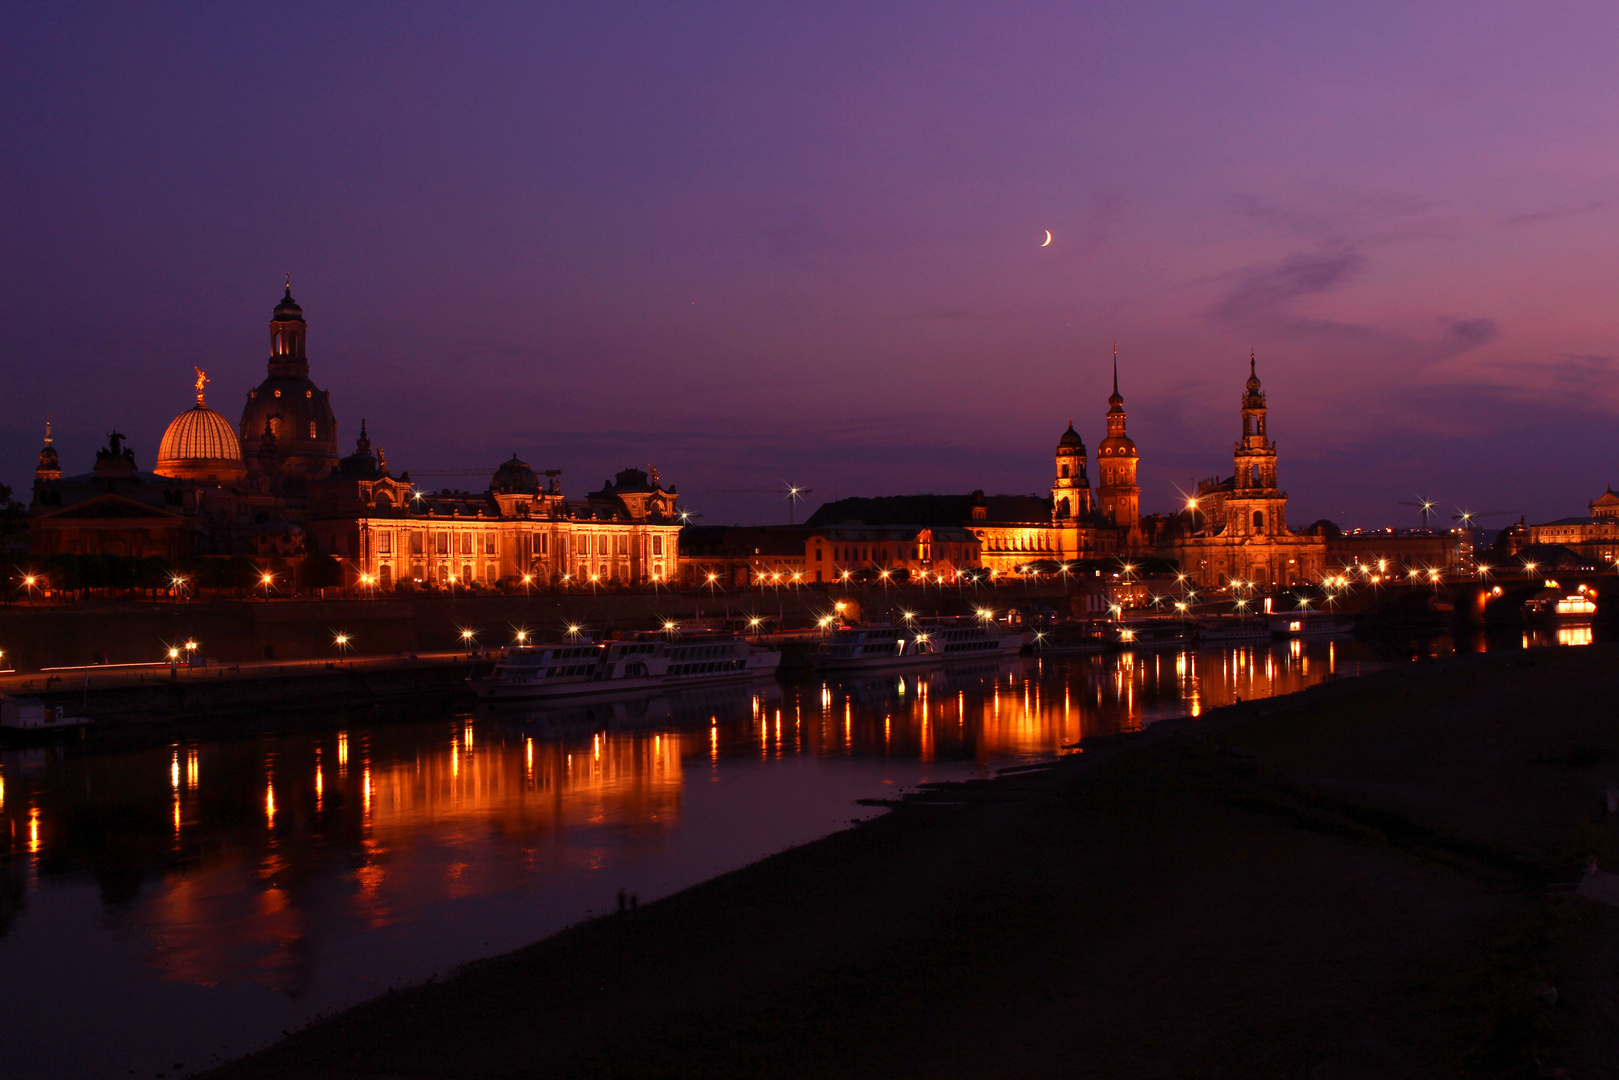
[0,642,1353,998]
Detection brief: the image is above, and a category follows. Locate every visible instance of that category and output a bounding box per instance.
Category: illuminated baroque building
[1524,488,1619,565]
[323,459,683,589]
[26,284,682,586]
[1156,356,1326,588]
[678,523,981,587]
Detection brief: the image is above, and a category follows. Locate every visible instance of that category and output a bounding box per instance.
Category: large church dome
[239,283,339,480]
[156,371,246,484]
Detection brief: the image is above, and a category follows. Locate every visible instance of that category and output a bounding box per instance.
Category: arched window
[1057,497,1070,518]
[1253,510,1265,530]
[1060,464,1069,478]
[309,421,317,439]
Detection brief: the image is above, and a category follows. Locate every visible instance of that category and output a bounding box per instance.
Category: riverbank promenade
[205,644,1619,1079]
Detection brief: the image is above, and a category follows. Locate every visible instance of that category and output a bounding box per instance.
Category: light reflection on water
[0,640,1366,1079]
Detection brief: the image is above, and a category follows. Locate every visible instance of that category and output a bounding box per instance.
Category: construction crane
[1451,509,1519,528]
[1397,499,1438,529]
[706,482,814,525]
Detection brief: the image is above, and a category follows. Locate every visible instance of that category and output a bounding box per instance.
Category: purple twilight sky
[4,2,1618,528]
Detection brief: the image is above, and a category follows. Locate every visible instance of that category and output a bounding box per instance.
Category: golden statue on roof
[194,367,208,405]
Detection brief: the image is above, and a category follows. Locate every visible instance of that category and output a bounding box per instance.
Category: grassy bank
[206,646,1619,1079]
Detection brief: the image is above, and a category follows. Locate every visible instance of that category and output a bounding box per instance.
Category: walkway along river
[0,633,1539,1079]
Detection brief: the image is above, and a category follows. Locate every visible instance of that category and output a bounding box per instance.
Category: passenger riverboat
[1194,616,1274,644]
[470,634,781,701]
[1111,620,1193,651]
[1268,611,1354,637]
[810,620,1026,672]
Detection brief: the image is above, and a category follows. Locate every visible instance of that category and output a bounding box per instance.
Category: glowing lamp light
[167,647,180,660]
[747,617,762,628]
[261,573,274,585]
[461,629,475,641]
[334,633,349,647]
[515,630,530,644]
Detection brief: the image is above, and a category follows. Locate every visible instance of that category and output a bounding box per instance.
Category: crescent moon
[1041,230,1052,247]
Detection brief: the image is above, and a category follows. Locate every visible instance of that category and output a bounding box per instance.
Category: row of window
[670,659,745,676]
[372,530,668,558]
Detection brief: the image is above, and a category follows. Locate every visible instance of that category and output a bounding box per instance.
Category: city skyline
[7,4,1619,527]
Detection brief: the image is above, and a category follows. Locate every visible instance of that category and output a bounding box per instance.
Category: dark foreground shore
[206,646,1619,1079]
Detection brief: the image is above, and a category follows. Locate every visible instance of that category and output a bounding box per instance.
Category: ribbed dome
[157,405,246,484]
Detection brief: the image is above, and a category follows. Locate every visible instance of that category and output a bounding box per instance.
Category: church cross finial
[44,418,51,444]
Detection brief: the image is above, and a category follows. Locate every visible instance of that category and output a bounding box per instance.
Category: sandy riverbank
[205,645,1619,1079]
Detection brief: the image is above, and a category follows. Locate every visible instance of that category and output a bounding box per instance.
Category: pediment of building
[40,495,183,521]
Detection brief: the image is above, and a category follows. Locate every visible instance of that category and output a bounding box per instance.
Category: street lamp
[259,572,275,601]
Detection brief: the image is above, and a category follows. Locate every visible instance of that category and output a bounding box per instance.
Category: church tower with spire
[1095,354,1140,529]
[1225,353,1287,537]
[32,421,61,507]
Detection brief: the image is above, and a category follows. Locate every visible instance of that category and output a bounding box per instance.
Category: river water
[0,631,1579,1079]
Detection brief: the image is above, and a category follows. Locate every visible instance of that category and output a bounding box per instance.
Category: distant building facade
[678,523,980,586]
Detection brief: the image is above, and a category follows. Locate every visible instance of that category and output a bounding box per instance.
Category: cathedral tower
[1051,421,1092,521]
[1226,353,1287,536]
[240,281,339,482]
[1095,358,1139,527]
[32,421,60,507]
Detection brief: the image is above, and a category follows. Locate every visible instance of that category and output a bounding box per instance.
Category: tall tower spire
[1097,347,1139,530]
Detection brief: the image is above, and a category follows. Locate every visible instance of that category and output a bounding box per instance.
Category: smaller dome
[273,284,305,323]
[1057,420,1084,450]
[157,404,245,483]
[491,453,539,494]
